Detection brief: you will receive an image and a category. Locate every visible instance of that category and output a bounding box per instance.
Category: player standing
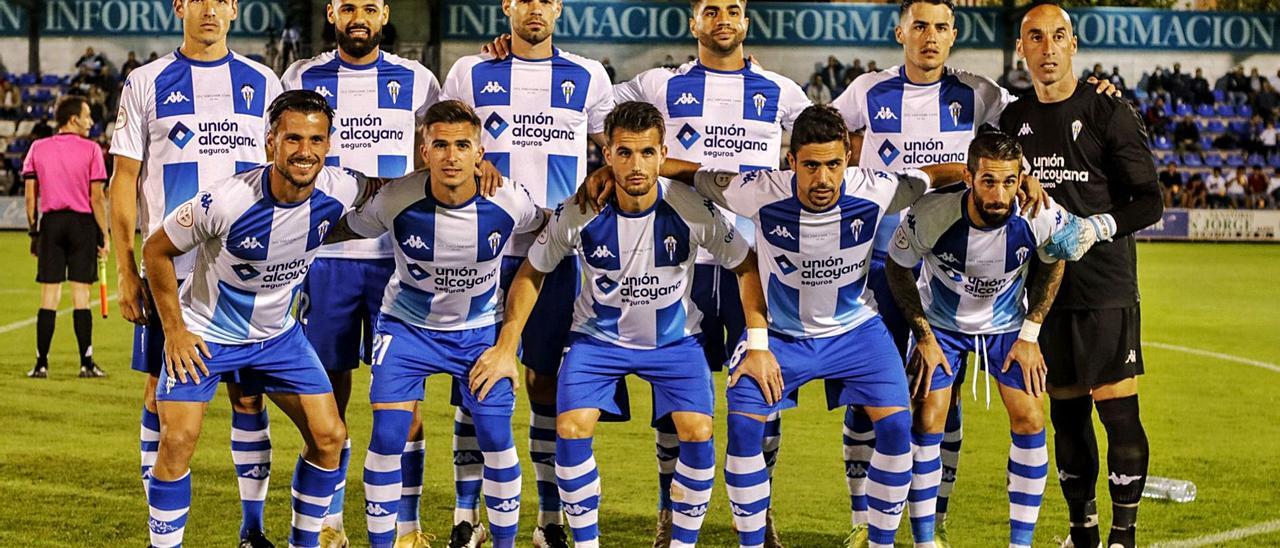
[441,2,613,545]
[109,1,281,545]
[140,91,363,548]
[282,1,441,544]
[476,101,759,548]
[1000,5,1163,548]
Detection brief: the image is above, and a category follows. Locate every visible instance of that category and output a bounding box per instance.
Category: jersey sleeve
[109,72,150,161]
[415,65,442,125]
[692,168,766,218]
[887,213,927,268]
[830,81,866,131]
[886,168,932,213]
[778,80,813,130]
[280,60,303,91]
[90,142,108,181]
[612,74,647,104]
[343,173,396,238]
[1101,100,1164,237]
[262,72,284,112]
[527,200,582,274]
[163,190,225,253]
[19,142,37,177]
[973,74,1015,125]
[671,183,749,269]
[439,58,471,104]
[508,181,547,234]
[586,67,615,135]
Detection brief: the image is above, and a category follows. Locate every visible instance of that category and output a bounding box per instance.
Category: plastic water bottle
[1142,476,1197,502]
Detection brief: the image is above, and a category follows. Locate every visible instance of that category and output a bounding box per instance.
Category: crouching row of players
[141,91,1106,548]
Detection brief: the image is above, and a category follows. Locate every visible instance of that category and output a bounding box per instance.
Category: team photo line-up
[70,0,1165,547]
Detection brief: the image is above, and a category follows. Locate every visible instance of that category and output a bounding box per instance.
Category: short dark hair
[424,100,482,134]
[789,105,849,154]
[605,101,666,143]
[900,0,954,17]
[54,95,88,128]
[690,0,747,10]
[267,90,335,131]
[966,130,1023,174]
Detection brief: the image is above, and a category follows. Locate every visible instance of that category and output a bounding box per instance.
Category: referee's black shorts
[1041,305,1144,389]
[36,210,100,284]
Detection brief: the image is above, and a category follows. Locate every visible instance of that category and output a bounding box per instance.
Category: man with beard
[885,131,1099,548]
[282,2,441,545]
[441,2,614,546]
[999,5,1163,548]
[109,1,282,545]
[140,90,365,548]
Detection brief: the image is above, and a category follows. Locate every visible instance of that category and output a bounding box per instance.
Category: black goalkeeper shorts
[1041,305,1144,389]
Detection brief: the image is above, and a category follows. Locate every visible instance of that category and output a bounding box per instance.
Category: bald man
[998,5,1163,548]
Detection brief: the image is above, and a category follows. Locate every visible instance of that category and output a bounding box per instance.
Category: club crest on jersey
[560,79,577,103]
[1071,119,1083,141]
[480,80,507,94]
[316,220,331,241]
[240,84,255,109]
[948,101,963,126]
[752,92,768,117]
[849,218,865,240]
[1018,123,1033,136]
[1015,246,1030,263]
[387,79,402,104]
[163,91,190,105]
[874,106,897,120]
[313,85,334,98]
[488,230,502,255]
[176,203,194,228]
[663,234,678,260]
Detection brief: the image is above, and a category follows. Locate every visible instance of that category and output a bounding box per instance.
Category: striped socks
[530,402,562,527]
[843,406,875,526]
[670,439,715,547]
[556,437,600,547]
[474,413,521,548]
[866,410,912,548]
[908,430,944,546]
[364,409,413,548]
[726,413,770,548]
[1009,430,1049,548]
[231,409,271,538]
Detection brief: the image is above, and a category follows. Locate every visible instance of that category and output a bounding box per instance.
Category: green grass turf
[0,235,1276,547]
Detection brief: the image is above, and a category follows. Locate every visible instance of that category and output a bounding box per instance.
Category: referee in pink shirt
[24,95,109,378]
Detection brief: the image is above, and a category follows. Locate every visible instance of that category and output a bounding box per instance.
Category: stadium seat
[1216,104,1235,117]
[1153,135,1172,150]
[1200,136,1214,150]
[15,120,34,136]
[17,73,35,86]
[40,74,58,86]
[1226,153,1245,168]
[1207,120,1226,134]
[1269,154,1280,169]
[1238,105,1253,118]
[1175,102,1192,117]
[1247,153,1265,167]
[1203,153,1222,168]
[0,120,16,138]
[1195,104,1214,117]
[1183,152,1203,167]
[1213,89,1226,103]
[1161,102,1173,116]
[1228,121,1248,135]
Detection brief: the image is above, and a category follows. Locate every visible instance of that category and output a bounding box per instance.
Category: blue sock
[364,409,412,548]
[671,438,715,546]
[908,430,944,544]
[231,409,271,538]
[324,438,351,528]
[475,413,521,547]
[147,471,191,548]
[556,437,599,544]
[725,414,769,547]
[843,406,875,526]
[400,438,425,534]
[291,456,341,548]
[937,402,963,522]
[654,415,679,511]
[140,406,160,496]
[1009,430,1048,548]
[453,407,483,518]
[530,402,561,526]
[866,411,912,548]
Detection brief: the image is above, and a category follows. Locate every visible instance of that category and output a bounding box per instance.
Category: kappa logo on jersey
[168,122,196,149]
[484,112,509,139]
[948,100,963,126]
[236,236,264,250]
[1109,472,1144,486]
[676,123,701,150]
[553,202,565,220]
[240,84,255,109]
[387,79,402,104]
[366,503,392,516]
[240,465,269,479]
[752,91,768,117]
[1018,123,1034,136]
[402,234,429,250]
[662,234,678,260]
[874,106,898,120]
[199,192,213,213]
[313,85,334,98]
[406,263,430,281]
[594,275,619,294]
[674,92,700,106]
[163,90,190,105]
[492,499,520,512]
[850,218,865,240]
[480,80,507,94]
[938,252,960,266]
[233,263,261,281]
[774,254,799,275]
[1071,119,1083,141]
[769,225,796,240]
[877,140,901,165]
[487,230,502,255]
[590,245,616,259]
[1015,246,1030,263]
[560,78,577,103]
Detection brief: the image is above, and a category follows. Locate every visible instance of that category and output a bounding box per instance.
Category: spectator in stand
[1145,96,1170,138]
[1252,82,1278,123]
[1189,68,1213,105]
[1183,173,1207,208]
[1226,65,1250,105]
[805,73,832,105]
[866,60,878,73]
[1158,163,1185,207]
[74,47,103,72]
[1206,166,1229,209]
[601,57,617,84]
[821,55,844,97]
[1248,165,1274,208]
[1109,66,1126,93]
[1260,121,1277,156]
[659,54,677,69]
[1006,60,1033,96]
[1227,167,1249,208]
[1269,168,1280,207]
[1173,115,1201,152]
[1166,63,1190,103]
[844,58,865,84]
[1090,63,1106,81]
[0,79,19,119]
[1248,67,1268,94]
[145,51,158,63]
[120,51,141,81]
[1146,64,1165,97]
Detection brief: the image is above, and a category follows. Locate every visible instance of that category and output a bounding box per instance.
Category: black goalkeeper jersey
[999,84,1163,310]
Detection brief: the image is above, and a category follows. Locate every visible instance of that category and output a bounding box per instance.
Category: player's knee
[158,424,200,454]
[913,399,949,434]
[556,416,592,440]
[673,416,714,442]
[310,420,348,458]
[1009,409,1045,435]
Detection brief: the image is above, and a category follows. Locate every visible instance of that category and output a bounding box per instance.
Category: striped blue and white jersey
[283,50,441,260]
[692,167,930,339]
[111,49,282,273]
[831,66,1013,254]
[529,180,749,349]
[888,188,1069,334]
[615,60,811,255]
[163,166,362,345]
[343,172,545,331]
[441,49,613,256]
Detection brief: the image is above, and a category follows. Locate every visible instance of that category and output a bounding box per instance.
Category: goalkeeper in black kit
[998,4,1163,548]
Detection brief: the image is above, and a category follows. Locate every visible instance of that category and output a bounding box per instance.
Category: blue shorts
[131,279,170,375]
[729,319,910,416]
[690,264,744,371]
[920,328,1028,392]
[370,317,515,416]
[500,255,579,376]
[866,254,912,362]
[299,257,395,371]
[558,334,711,421]
[157,325,333,402]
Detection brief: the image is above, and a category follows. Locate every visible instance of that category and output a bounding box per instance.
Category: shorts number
[371,334,393,367]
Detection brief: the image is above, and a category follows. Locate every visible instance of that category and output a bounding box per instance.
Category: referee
[24,95,109,379]
[1000,5,1163,548]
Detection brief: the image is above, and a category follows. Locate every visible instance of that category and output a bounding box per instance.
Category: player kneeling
[885,130,1097,548]
[141,91,367,548]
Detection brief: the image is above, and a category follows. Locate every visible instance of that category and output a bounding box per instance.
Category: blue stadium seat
[1195,104,1214,117]
[1238,105,1253,118]
[1217,104,1236,117]
[17,73,35,86]
[1213,89,1226,103]
[1203,153,1223,168]
[1247,153,1265,167]
[1269,154,1280,169]
[1226,153,1245,168]
[1162,102,1173,116]
[1183,152,1203,167]
[1228,121,1248,135]
[1200,136,1214,150]
[1175,102,1192,117]
[1153,135,1172,150]
[1207,120,1226,133]
[40,74,58,86]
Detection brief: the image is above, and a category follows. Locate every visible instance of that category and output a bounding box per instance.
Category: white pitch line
[1152,518,1280,547]
[0,307,73,334]
[1147,341,1280,374]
